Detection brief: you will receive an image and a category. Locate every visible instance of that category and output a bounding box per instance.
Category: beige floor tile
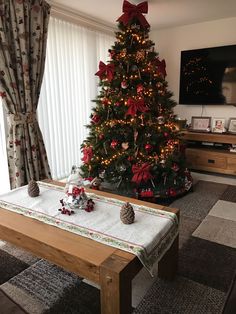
[193,215,236,248]
[191,171,236,186]
[208,200,236,222]
[0,240,5,247]
[132,266,157,307]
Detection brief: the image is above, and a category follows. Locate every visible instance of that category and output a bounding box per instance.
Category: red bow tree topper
[132,163,153,185]
[117,0,150,28]
[126,97,149,116]
[95,61,115,82]
[82,146,93,164]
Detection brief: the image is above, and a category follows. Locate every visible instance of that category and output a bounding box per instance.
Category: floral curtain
[0,0,51,188]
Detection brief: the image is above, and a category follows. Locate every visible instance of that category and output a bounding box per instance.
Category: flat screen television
[179,44,236,105]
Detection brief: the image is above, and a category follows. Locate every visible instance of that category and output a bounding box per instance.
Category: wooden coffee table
[0,180,179,314]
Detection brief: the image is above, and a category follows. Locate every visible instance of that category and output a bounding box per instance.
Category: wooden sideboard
[181,131,236,175]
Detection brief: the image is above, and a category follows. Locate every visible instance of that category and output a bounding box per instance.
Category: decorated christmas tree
[80,0,192,199]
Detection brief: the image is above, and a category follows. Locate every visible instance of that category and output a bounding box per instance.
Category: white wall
[151,17,236,127]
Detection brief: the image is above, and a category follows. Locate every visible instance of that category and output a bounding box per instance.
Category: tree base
[138,185,194,206]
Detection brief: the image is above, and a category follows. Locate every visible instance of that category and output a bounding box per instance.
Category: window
[38,16,114,179]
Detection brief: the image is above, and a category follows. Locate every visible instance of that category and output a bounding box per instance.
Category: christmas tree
[80,0,192,199]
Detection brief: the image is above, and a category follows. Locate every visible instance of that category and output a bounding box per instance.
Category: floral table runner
[0,181,179,275]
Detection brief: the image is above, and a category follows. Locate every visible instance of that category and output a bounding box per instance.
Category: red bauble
[164,132,169,137]
[121,80,128,89]
[145,143,153,153]
[114,102,120,106]
[92,114,100,124]
[99,133,104,140]
[137,84,144,93]
[111,139,118,148]
[169,188,177,197]
[128,156,133,161]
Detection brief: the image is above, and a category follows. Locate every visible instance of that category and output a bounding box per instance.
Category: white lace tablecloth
[0,181,179,275]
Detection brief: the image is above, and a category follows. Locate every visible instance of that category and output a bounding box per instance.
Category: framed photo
[190,116,211,132]
[212,118,226,133]
[228,118,236,134]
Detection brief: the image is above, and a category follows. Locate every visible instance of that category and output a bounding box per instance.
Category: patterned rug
[1,180,236,313]
[134,181,236,313]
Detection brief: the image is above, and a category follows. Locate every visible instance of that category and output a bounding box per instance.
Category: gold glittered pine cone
[120,202,135,224]
[28,180,40,197]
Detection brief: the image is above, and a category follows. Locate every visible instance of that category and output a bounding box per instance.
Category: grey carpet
[178,215,201,248]
[133,276,225,314]
[220,185,236,203]
[1,259,83,314]
[171,180,228,220]
[178,236,236,292]
[0,242,39,265]
[0,250,28,285]
[45,282,101,314]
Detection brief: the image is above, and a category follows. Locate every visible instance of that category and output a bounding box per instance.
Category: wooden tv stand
[182,131,236,175]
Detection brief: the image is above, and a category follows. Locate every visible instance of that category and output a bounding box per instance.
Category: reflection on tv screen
[179,45,236,105]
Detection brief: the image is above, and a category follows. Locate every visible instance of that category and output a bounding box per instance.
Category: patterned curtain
[0,0,51,188]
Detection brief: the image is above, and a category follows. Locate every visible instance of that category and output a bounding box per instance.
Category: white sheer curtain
[0,102,10,194]
[38,17,114,180]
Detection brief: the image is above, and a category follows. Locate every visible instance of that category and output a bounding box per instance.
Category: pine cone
[120,202,135,224]
[28,180,40,197]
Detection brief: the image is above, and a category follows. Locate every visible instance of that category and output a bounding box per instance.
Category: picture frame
[190,116,211,132]
[212,118,226,133]
[228,118,236,134]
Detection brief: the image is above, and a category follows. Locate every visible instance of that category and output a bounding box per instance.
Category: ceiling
[50,0,236,30]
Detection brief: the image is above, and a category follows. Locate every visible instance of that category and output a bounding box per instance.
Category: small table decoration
[59,184,94,215]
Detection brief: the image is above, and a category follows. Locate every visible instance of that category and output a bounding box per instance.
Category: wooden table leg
[100,252,140,314]
[158,234,179,280]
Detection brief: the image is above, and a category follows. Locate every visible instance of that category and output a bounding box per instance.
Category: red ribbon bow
[154,58,167,77]
[95,61,115,82]
[117,0,150,28]
[132,163,153,185]
[81,147,93,164]
[126,97,149,116]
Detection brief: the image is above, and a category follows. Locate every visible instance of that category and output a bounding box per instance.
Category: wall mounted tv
[179,44,236,105]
